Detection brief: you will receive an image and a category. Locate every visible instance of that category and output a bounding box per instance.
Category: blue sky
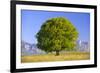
[21,10,90,44]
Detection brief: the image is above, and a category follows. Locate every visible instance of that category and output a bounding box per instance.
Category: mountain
[21,41,46,56]
[76,40,90,52]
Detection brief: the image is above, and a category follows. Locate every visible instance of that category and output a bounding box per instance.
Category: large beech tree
[36,17,78,56]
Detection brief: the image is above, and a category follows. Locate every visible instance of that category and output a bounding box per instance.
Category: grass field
[21,52,90,63]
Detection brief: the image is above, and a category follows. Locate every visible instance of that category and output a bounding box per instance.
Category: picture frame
[10,0,97,73]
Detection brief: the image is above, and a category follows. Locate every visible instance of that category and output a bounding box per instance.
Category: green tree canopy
[36,17,79,55]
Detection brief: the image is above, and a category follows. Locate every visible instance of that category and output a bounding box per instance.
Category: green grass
[21,52,90,63]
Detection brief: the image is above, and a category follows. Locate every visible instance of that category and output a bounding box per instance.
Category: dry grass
[21,52,90,63]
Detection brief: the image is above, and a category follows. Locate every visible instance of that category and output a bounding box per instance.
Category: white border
[16,5,94,69]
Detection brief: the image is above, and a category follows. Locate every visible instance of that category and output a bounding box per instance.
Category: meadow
[21,52,90,63]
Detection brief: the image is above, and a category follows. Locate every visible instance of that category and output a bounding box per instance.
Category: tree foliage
[36,17,79,55]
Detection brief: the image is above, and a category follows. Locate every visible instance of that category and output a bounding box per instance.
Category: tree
[36,17,79,56]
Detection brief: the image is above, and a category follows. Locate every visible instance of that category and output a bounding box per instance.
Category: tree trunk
[56,50,60,56]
